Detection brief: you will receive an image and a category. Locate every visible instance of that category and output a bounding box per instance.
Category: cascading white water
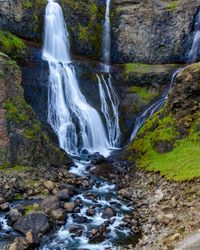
[98,0,121,147]
[130,69,183,141]
[97,74,121,147]
[43,0,110,156]
[187,11,200,63]
[103,0,111,68]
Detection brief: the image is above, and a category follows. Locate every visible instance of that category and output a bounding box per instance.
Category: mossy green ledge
[126,62,200,182]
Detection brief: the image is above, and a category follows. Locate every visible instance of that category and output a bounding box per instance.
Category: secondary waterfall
[98,0,121,147]
[187,11,200,63]
[43,0,110,156]
[130,69,183,141]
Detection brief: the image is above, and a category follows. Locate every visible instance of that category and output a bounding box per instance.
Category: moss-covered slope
[127,62,200,181]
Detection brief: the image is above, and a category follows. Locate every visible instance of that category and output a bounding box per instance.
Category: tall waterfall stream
[1,1,200,250]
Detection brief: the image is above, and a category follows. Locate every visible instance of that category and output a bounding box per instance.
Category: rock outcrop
[1,0,200,63]
[112,0,200,63]
[0,53,70,168]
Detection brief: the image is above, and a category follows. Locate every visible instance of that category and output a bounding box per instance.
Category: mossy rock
[0,53,71,169]
[127,62,200,182]
[0,30,27,60]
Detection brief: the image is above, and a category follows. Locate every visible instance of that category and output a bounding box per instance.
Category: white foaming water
[130,68,183,141]
[103,0,111,67]
[43,0,110,156]
[97,74,121,147]
[187,11,200,63]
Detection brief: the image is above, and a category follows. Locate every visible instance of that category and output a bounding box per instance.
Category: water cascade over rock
[43,0,110,156]
[187,11,200,63]
[97,0,121,148]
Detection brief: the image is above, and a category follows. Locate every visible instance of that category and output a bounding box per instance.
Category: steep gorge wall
[1,0,200,63]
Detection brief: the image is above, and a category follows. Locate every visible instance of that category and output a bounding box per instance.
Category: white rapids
[43,0,110,157]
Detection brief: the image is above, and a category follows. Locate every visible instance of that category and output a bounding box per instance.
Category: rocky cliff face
[112,0,200,63]
[1,0,200,63]
[0,53,71,168]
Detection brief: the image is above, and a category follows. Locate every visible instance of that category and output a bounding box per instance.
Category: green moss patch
[129,86,158,102]
[128,109,200,182]
[166,0,179,10]
[0,30,26,58]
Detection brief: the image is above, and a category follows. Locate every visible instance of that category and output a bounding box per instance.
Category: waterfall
[43,0,110,156]
[130,69,183,141]
[97,74,121,147]
[97,0,121,147]
[187,11,200,63]
[103,0,111,68]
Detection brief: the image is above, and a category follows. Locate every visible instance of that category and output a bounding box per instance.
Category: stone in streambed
[56,188,74,201]
[13,212,50,235]
[69,224,83,236]
[40,196,60,210]
[0,202,10,212]
[51,208,66,221]
[63,202,75,212]
[73,214,88,223]
[7,208,22,225]
[9,237,28,250]
[102,207,116,219]
[86,206,96,216]
[25,230,39,246]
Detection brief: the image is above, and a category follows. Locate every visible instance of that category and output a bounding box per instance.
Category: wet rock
[86,207,95,216]
[69,224,83,236]
[43,181,55,191]
[89,153,107,165]
[25,230,39,246]
[13,212,50,235]
[7,208,22,225]
[85,192,97,201]
[73,215,88,223]
[89,227,105,243]
[82,179,90,188]
[9,237,28,250]
[102,207,116,219]
[63,202,75,212]
[51,209,66,221]
[56,189,73,201]
[41,196,60,210]
[0,202,10,212]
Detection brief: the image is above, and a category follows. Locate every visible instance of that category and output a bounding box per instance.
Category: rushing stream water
[39,0,133,249]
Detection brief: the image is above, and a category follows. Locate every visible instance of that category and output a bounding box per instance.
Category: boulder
[102,207,116,219]
[51,209,66,221]
[43,181,55,191]
[13,212,50,235]
[40,196,60,210]
[56,189,73,201]
[7,208,22,225]
[63,202,75,212]
[25,230,39,246]
[9,237,28,250]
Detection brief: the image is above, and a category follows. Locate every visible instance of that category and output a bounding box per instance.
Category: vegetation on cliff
[0,30,27,59]
[127,62,200,181]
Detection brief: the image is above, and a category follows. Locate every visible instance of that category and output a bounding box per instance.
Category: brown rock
[43,181,55,191]
[25,230,39,246]
[63,202,75,212]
